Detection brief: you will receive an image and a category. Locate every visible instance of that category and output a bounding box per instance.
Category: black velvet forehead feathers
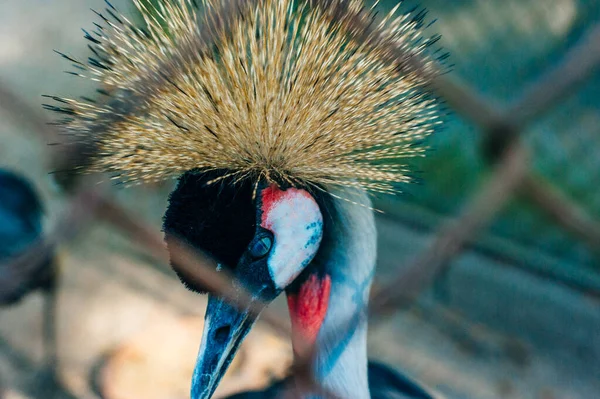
[163,170,256,293]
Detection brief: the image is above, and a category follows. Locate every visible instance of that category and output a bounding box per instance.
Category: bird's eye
[249,235,273,259]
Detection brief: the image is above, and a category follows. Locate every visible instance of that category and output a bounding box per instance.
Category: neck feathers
[310,188,377,399]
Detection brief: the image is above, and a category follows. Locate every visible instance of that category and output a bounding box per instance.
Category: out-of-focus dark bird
[47,0,446,398]
[0,169,60,382]
[0,169,55,304]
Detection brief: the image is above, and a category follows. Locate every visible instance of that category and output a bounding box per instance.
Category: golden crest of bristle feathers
[48,0,444,194]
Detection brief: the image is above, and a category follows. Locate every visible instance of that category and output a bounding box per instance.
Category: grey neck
[309,189,377,399]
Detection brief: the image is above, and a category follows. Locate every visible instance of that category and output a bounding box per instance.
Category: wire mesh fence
[0,0,599,398]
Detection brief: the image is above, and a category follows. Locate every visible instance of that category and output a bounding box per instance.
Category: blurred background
[0,0,599,398]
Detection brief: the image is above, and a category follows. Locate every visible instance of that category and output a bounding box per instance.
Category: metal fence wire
[1,0,600,398]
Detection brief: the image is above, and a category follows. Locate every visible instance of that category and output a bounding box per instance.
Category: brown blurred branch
[432,75,503,129]
[506,23,600,127]
[521,174,600,251]
[370,144,528,312]
[0,79,60,143]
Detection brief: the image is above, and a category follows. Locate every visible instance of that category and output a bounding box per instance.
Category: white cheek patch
[260,187,323,289]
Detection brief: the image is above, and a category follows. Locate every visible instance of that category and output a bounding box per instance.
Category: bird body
[48,0,445,398]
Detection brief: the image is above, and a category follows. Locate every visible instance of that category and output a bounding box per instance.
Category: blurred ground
[0,1,599,398]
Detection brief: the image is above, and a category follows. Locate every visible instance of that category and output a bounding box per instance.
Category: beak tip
[191,372,217,399]
[190,383,209,399]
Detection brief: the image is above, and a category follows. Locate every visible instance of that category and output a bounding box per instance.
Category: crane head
[163,171,324,399]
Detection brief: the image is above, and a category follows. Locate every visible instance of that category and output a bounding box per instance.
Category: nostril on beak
[214,325,231,345]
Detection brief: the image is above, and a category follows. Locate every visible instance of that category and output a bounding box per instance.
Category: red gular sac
[287,273,332,354]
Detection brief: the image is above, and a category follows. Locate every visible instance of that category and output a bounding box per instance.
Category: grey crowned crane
[47,0,445,398]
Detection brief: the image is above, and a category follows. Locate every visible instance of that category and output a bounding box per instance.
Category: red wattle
[287,274,332,351]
